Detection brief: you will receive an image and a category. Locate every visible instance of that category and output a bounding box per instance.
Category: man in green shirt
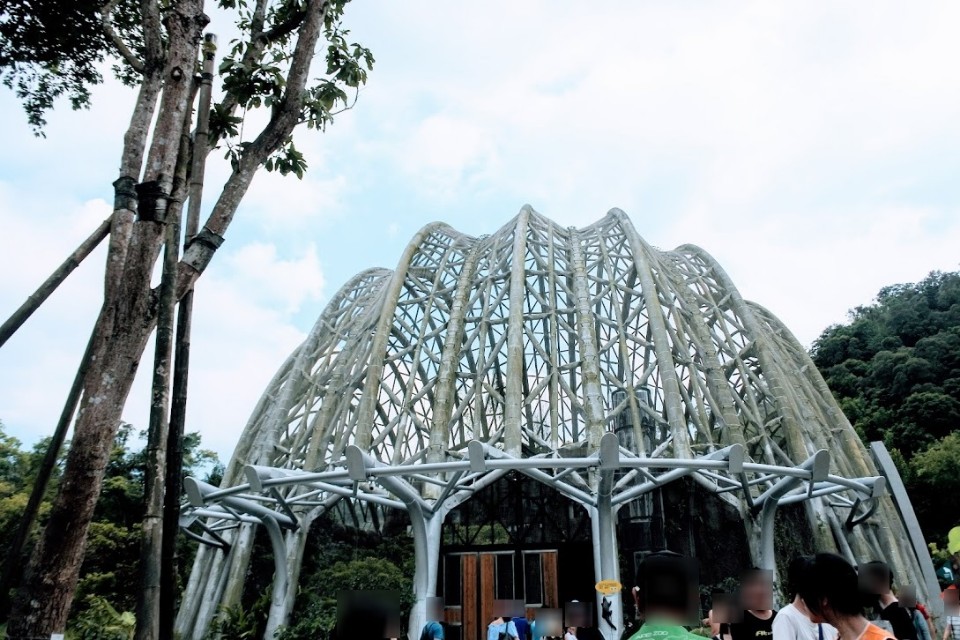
[628,551,703,640]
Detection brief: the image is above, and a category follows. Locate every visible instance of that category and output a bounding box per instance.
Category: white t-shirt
[771,603,838,640]
[944,615,960,640]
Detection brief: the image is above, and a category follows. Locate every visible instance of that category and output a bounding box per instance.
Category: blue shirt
[422,621,445,640]
[488,619,519,640]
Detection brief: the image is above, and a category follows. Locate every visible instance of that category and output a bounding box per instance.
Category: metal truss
[180,436,887,639]
[176,207,936,640]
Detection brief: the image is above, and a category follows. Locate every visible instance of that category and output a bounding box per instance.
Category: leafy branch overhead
[0,0,140,134]
[215,1,374,176]
[0,0,374,183]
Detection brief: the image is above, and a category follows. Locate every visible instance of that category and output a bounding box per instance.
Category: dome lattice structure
[177,208,937,640]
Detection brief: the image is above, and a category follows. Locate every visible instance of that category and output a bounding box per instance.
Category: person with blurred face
[773,556,838,640]
[941,585,960,640]
[798,553,895,640]
[419,597,445,640]
[860,561,917,640]
[705,592,736,640]
[730,569,777,640]
[622,587,644,640]
[897,586,931,640]
[489,602,520,640]
[627,550,701,640]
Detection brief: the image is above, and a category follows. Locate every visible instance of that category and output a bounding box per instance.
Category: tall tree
[0,1,373,638]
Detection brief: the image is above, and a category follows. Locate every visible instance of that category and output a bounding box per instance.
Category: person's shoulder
[771,608,798,628]
[627,624,682,640]
[863,622,897,640]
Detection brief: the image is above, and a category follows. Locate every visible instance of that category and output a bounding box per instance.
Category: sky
[1,1,959,463]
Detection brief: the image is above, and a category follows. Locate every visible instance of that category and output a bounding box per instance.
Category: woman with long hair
[798,554,895,640]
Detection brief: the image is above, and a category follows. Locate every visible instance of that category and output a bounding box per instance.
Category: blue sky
[1,1,959,462]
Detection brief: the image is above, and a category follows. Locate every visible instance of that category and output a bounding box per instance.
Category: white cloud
[221,241,325,314]
[239,169,348,230]
[347,1,960,223]
[397,114,499,200]
[340,0,960,343]
[165,267,309,459]
[661,203,960,346]
[0,185,112,445]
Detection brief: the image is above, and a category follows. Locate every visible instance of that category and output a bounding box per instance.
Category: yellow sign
[595,580,622,595]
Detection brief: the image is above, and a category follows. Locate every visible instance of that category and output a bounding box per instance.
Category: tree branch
[100,0,145,73]
[215,0,270,118]
[213,0,308,121]
[178,0,332,295]
[250,0,270,39]
[140,0,164,71]
[260,10,307,44]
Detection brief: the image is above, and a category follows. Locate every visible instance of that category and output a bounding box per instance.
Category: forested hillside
[811,270,960,542]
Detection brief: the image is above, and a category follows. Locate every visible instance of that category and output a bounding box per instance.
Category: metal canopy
[175,208,933,640]
[181,435,886,640]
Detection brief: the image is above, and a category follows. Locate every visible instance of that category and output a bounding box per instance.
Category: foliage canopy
[811,270,960,540]
[0,420,219,628]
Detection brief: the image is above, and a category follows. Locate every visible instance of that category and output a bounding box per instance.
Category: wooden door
[442,550,559,640]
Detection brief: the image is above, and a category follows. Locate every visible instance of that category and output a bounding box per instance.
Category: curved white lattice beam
[176,207,935,640]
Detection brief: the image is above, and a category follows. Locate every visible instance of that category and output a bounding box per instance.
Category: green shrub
[280,556,413,640]
[71,595,135,640]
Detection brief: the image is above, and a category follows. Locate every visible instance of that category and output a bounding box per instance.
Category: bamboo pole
[159,33,217,639]
[0,218,111,348]
[0,326,97,615]
[135,76,197,640]
[134,191,181,640]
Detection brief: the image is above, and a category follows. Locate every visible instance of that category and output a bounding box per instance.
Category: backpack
[513,617,530,640]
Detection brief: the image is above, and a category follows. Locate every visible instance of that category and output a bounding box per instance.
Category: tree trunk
[136,61,200,640]
[135,211,181,640]
[0,326,97,618]
[6,4,205,633]
[5,262,158,638]
[158,32,217,639]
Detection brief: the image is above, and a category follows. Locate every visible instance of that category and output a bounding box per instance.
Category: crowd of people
[413,552,952,640]
[699,555,936,640]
